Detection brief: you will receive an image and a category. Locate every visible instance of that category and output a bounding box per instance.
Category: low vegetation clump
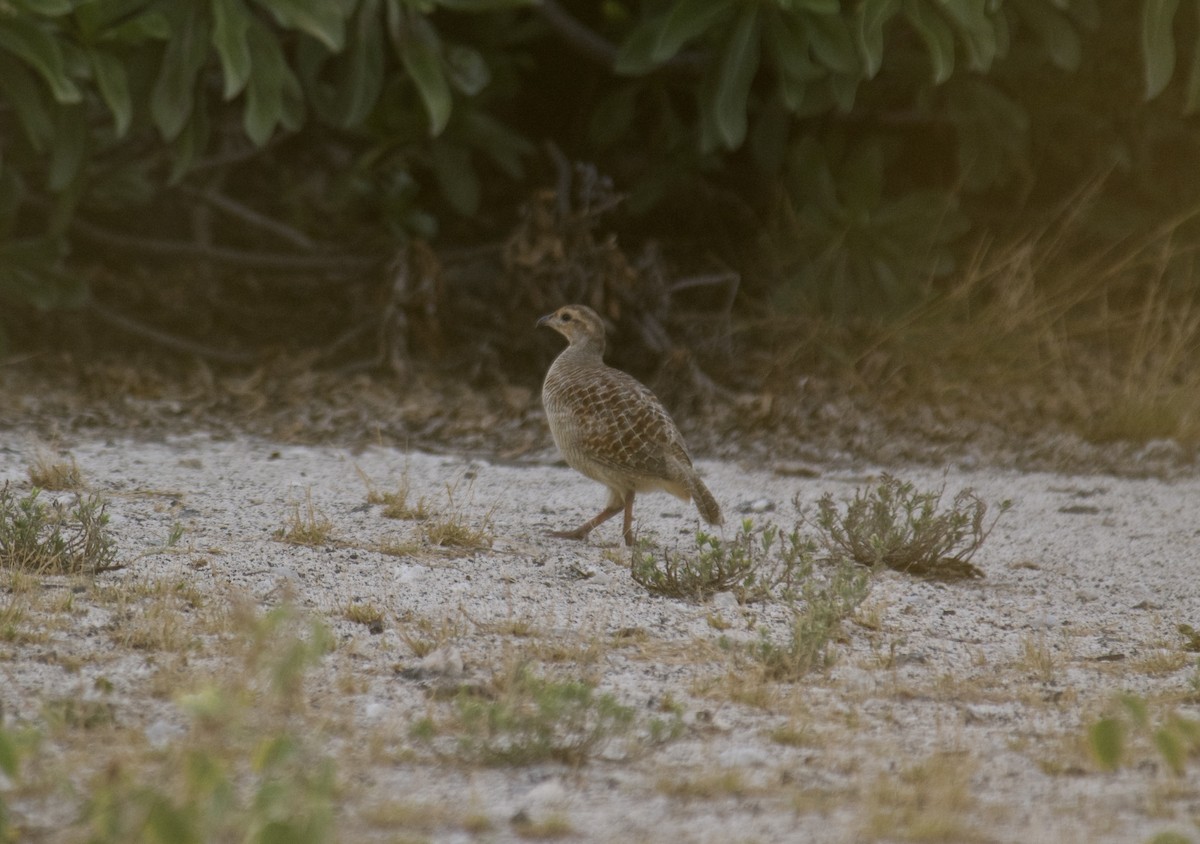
[419,513,493,551]
[810,475,1010,579]
[433,662,636,767]
[631,520,817,602]
[633,476,1010,678]
[79,605,338,843]
[362,471,430,522]
[275,493,334,547]
[1088,693,1200,777]
[27,454,84,492]
[0,483,118,574]
[752,557,872,680]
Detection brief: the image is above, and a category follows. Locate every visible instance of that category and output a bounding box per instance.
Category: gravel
[1,431,1199,842]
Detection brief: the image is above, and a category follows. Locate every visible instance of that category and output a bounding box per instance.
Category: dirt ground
[1,367,1199,843]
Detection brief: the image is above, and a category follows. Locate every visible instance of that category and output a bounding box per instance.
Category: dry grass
[1018,633,1059,683]
[276,491,334,546]
[765,213,1200,448]
[1129,649,1191,676]
[864,750,988,842]
[656,768,752,800]
[511,813,572,840]
[343,601,386,632]
[419,513,492,549]
[28,452,84,491]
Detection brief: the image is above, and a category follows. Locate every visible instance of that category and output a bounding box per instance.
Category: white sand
[2,432,1198,842]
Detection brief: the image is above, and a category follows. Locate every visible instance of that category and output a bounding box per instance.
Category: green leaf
[168,96,211,183]
[904,0,955,84]
[0,16,82,104]
[1119,693,1149,729]
[1012,0,1080,71]
[97,8,171,43]
[75,0,160,40]
[940,0,998,71]
[151,4,210,140]
[806,11,860,75]
[855,0,900,78]
[766,12,824,83]
[0,729,17,777]
[337,0,385,125]
[460,109,532,178]
[791,0,840,12]
[144,796,197,844]
[651,0,735,63]
[12,0,76,15]
[1088,717,1124,771]
[431,142,480,215]
[711,5,760,149]
[48,103,87,191]
[213,0,253,99]
[0,53,54,150]
[243,18,293,145]
[1142,0,1180,99]
[828,73,858,111]
[254,0,346,51]
[614,15,667,75]
[1154,726,1186,776]
[437,0,536,9]
[396,16,452,136]
[89,48,131,136]
[446,44,490,95]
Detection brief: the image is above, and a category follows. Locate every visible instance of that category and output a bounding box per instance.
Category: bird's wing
[561,366,691,478]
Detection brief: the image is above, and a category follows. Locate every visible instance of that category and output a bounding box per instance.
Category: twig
[68,216,376,274]
[88,300,259,364]
[537,0,705,73]
[181,185,318,250]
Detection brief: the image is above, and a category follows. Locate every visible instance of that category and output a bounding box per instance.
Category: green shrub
[79,606,337,843]
[632,519,817,603]
[446,662,635,766]
[809,475,1010,580]
[0,483,118,575]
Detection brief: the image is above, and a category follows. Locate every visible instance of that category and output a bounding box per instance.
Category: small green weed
[752,556,871,680]
[79,604,337,843]
[0,483,118,574]
[631,520,817,602]
[1088,693,1200,776]
[810,475,1010,579]
[443,662,635,766]
[164,522,185,548]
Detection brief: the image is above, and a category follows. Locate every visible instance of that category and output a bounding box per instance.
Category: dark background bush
[0,0,1196,370]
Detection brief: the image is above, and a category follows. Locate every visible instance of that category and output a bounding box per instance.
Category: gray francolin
[538,304,722,546]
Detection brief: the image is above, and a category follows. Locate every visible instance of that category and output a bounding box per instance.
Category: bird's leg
[622,493,636,546]
[549,505,622,541]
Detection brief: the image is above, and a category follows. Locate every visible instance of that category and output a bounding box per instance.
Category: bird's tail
[687,473,723,526]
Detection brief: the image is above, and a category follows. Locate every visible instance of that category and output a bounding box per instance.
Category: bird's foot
[547,527,591,541]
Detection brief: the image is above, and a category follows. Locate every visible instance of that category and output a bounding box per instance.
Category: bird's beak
[536,312,555,328]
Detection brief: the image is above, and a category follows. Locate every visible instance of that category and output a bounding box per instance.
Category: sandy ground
[1,431,1199,842]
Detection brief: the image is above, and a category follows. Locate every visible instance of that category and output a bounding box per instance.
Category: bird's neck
[561,336,605,363]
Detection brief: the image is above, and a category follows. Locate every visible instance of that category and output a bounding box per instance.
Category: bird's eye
[560,312,572,322]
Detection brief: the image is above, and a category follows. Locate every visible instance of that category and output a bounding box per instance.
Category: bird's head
[537,304,607,351]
